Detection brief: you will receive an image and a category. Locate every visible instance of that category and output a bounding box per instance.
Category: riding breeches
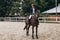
[29,15,34,19]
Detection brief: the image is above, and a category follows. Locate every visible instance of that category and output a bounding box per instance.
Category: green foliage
[0,0,60,17]
[0,0,20,17]
[0,0,12,16]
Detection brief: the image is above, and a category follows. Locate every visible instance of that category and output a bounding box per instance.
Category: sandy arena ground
[0,22,60,40]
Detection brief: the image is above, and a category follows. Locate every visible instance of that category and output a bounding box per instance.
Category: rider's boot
[29,19,31,24]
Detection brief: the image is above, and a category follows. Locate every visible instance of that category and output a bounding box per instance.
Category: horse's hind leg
[26,25,30,36]
[24,25,27,30]
[26,25,29,36]
[24,25,28,36]
[26,28,28,36]
[32,26,34,39]
[27,24,30,30]
[36,26,38,39]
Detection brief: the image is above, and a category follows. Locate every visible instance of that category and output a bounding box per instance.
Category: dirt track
[0,22,60,40]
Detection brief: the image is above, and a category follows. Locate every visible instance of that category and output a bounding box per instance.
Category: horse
[24,11,39,39]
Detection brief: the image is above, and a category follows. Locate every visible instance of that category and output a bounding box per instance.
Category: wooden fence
[0,17,60,22]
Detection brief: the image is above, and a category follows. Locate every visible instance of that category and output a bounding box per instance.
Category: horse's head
[34,11,39,19]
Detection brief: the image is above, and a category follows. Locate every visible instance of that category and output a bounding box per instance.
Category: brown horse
[24,11,39,39]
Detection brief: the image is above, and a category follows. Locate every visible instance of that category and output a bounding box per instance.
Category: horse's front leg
[32,26,34,39]
[36,25,38,39]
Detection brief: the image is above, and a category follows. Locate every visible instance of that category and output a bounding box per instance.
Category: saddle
[29,16,39,25]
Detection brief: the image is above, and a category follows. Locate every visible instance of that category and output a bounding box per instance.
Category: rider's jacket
[30,7,37,15]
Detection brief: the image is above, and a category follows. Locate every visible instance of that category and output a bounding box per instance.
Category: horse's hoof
[26,33,29,36]
[32,37,34,39]
[32,36,34,39]
[36,36,39,39]
[23,27,26,30]
[23,28,25,30]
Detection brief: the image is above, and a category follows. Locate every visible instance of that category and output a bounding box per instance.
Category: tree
[0,0,21,17]
[0,0,59,17]
[0,0,12,17]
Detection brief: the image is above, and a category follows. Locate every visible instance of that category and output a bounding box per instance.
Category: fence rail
[0,17,60,22]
